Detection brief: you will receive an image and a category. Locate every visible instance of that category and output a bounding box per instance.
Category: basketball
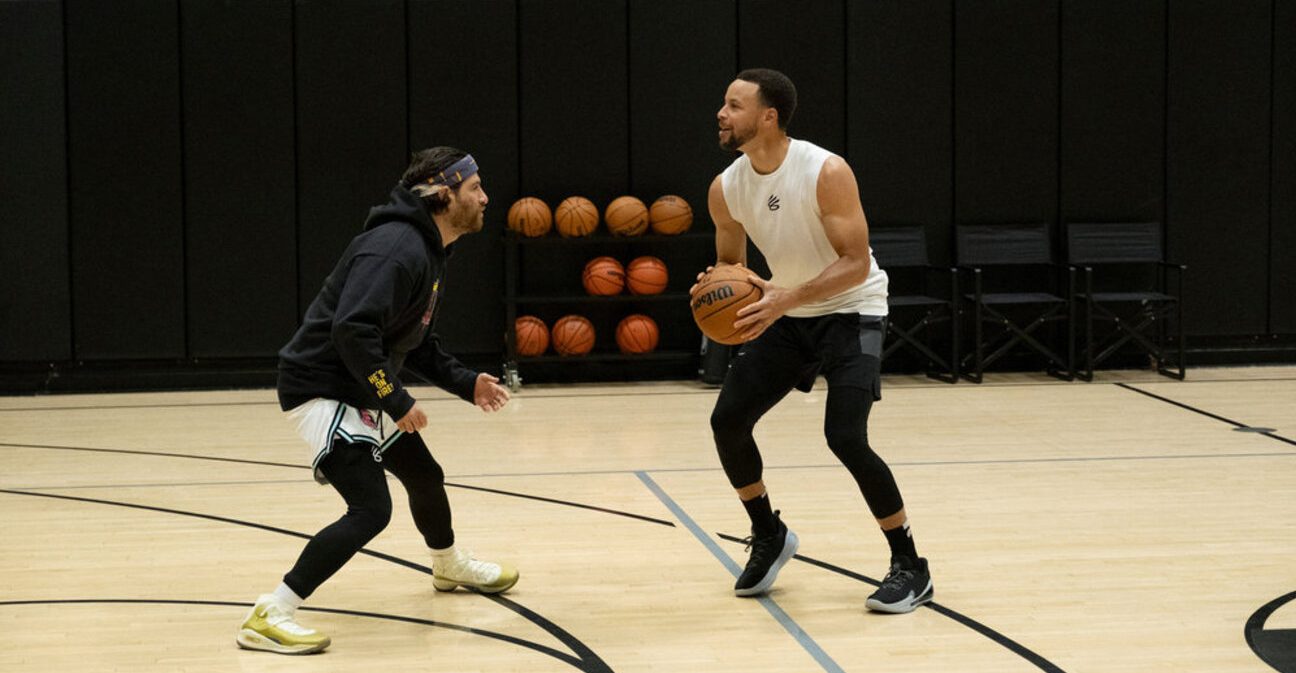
[514,315,549,357]
[582,256,625,295]
[616,314,659,354]
[649,195,693,235]
[690,264,763,345]
[552,315,596,356]
[626,256,668,295]
[508,197,552,237]
[555,196,599,237]
[604,196,649,236]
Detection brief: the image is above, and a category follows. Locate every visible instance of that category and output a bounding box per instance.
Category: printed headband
[426,154,479,188]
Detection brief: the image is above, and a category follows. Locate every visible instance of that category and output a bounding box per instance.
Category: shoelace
[439,551,499,582]
[263,606,314,636]
[879,565,915,590]
[741,531,783,566]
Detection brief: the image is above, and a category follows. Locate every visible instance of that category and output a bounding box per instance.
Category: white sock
[272,583,304,611]
[430,544,456,559]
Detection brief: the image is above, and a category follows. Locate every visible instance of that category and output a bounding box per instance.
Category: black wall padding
[954,0,1059,226]
[1167,0,1272,334]
[181,0,297,357]
[1272,0,1296,334]
[408,0,518,357]
[0,0,71,361]
[66,0,185,359]
[1060,0,1165,224]
[847,0,953,265]
[738,0,846,155]
[628,0,735,223]
[518,0,629,205]
[294,0,407,317]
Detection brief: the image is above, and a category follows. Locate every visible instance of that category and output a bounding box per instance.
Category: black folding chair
[871,225,958,383]
[1066,222,1186,381]
[956,223,1074,383]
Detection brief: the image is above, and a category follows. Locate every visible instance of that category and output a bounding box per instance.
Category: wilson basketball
[552,315,596,356]
[626,256,668,295]
[514,315,550,357]
[555,196,599,237]
[649,195,693,235]
[604,196,649,236]
[582,256,625,295]
[508,197,552,237]
[616,314,659,354]
[690,265,763,345]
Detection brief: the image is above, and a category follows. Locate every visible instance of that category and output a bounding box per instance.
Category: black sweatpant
[710,313,905,520]
[283,432,452,598]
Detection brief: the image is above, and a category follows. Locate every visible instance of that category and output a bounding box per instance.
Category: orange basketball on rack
[582,256,625,295]
[626,256,668,295]
[508,197,552,237]
[690,264,764,345]
[555,196,599,237]
[649,195,693,235]
[552,315,596,356]
[616,314,659,354]
[514,315,549,357]
[604,196,649,236]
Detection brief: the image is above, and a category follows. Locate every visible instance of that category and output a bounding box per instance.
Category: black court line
[0,598,579,667]
[1245,591,1296,673]
[0,488,613,673]
[714,532,1066,673]
[0,442,678,527]
[1117,383,1296,447]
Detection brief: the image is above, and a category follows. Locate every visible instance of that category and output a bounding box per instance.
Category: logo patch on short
[359,410,379,430]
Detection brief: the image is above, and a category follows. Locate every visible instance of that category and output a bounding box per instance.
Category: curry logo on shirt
[368,369,395,399]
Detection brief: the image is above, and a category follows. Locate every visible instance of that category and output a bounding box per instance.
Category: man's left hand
[474,373,511,412]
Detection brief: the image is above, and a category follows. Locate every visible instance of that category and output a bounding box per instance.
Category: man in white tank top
[698,69,933,613]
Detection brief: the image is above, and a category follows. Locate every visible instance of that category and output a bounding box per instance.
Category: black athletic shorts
[732,313,885,400]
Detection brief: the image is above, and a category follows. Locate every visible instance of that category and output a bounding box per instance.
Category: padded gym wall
[519,0,629,205]
[1167,0,1272,335]
[66,0,185,359]
[1272,0,1296,334]
[1060,0,1165,224]
[408,0,518,355]
[294,0,407,317]
[628,0,735,221]
[181,0,297,357]
[954,0,1059,228]
[847,0,953,265]
[0,0,71,361]
[737,0,846,156]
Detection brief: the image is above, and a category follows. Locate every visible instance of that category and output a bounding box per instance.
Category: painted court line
[635,471,845,673]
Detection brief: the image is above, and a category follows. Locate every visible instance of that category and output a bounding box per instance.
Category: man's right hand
[396,403,428,433]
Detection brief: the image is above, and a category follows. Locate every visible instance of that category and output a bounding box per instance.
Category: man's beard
[719,125,754,152]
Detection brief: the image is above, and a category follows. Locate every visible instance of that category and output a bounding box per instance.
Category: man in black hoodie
[237,147,515,655]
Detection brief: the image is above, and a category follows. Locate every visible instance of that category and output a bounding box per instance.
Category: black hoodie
[276,185,478,419]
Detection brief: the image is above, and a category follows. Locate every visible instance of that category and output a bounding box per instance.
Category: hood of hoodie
[362,184,448,253]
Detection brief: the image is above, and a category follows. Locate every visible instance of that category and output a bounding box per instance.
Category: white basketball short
[286,398,405,484]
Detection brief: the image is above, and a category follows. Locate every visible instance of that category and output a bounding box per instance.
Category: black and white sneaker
[733,512,799,597]
[865,556,934,613]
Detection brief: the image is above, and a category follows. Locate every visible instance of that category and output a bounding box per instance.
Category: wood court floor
[1,366,1294,673]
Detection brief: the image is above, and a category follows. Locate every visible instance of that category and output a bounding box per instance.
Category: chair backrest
[956,223,1052,266]
[870,224,930,268]
[1066,222,1163,264]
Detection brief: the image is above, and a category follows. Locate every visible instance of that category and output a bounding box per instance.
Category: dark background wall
[2,0,1294,387]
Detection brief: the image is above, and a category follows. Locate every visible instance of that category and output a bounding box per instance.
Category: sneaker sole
[236,629,330,655]
[865,580,934,614]
[734,529,799,597]
[433,572,520,594]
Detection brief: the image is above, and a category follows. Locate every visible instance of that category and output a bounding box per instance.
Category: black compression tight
[712,383,904,520]
[283,433,453,598]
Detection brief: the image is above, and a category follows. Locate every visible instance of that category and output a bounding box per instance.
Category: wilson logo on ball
[691,285,735,309]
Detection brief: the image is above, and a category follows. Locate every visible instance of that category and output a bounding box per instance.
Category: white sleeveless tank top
[719,138,888,317]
